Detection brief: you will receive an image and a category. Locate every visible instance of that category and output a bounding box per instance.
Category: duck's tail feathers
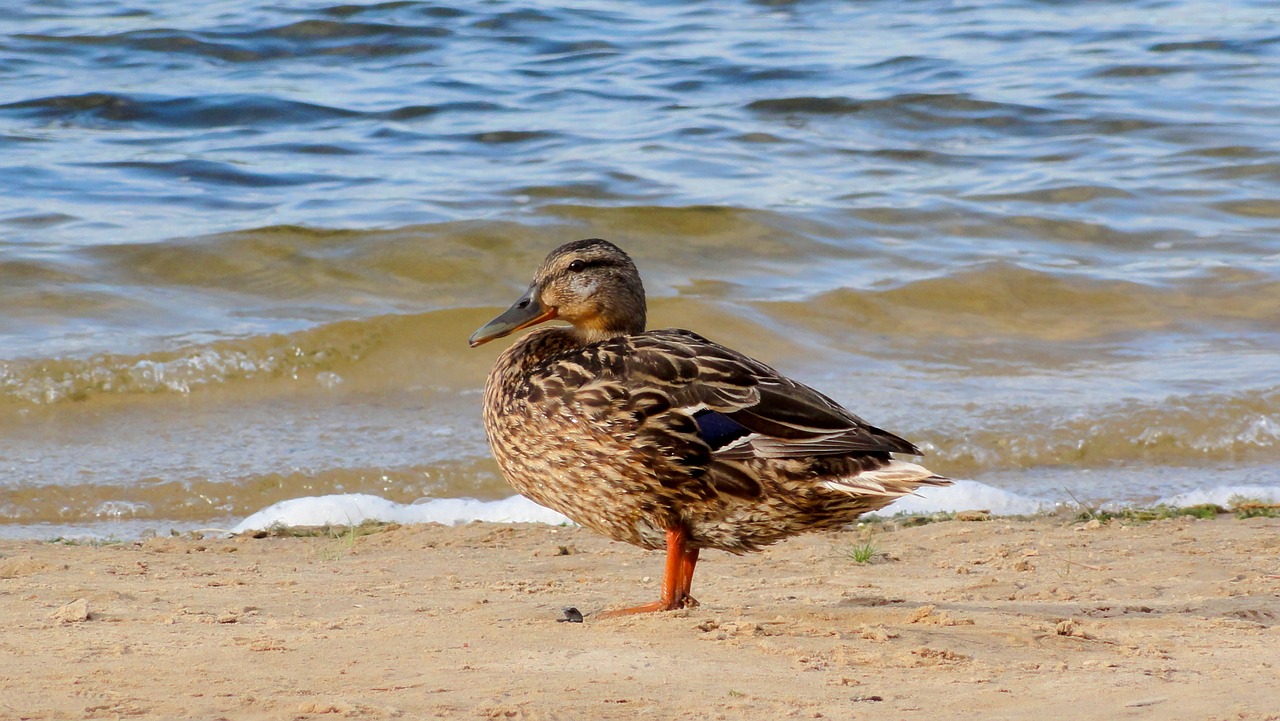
[820,460,951,497]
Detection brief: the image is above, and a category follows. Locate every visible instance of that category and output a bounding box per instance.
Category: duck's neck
[568,308,646,346]
[569,323,638,346]
[495,317,643,379]
[495,327,584,373]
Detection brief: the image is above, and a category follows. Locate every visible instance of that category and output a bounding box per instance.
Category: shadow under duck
[470,239,949,617]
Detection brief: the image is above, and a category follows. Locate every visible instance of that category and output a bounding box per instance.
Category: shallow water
[2,1,1279,536]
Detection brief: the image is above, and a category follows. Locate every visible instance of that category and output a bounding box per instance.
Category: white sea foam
[229,481,1280,536]
[229,479,1050,534]
[865,479,1049,517]
[230,493,571,534]
[1156,485,1280,508]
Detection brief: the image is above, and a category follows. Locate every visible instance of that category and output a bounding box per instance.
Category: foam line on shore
[229,480,1052,534]
[231,493,572,533]
[1156,485,1280,508]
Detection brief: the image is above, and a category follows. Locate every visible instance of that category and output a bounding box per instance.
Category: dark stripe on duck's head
[540,238,631,273]
[551,238,625,256]
[693,409,751,452]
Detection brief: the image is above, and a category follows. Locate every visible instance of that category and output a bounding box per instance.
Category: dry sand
[2,514,1278,720]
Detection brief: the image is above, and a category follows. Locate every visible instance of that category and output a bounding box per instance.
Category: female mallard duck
[470,239,949,617]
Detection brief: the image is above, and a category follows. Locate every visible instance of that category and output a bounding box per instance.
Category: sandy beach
[3,513,1278,720]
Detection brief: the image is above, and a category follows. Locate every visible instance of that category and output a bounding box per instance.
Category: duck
[469,238,949,617]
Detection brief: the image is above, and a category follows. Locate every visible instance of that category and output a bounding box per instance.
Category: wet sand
[3,514,1278,720]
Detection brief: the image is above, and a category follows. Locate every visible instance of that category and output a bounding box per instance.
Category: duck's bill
[468,286,559,347]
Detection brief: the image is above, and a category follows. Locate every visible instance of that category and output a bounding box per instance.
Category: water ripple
[2,0,1280,524]
[1,92,358,127]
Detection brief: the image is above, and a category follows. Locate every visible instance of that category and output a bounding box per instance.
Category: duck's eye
[567,259,586,272]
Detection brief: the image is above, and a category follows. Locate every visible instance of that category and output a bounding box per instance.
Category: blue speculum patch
[693,409,751,451]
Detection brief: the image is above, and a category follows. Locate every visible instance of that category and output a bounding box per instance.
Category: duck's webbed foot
[595,527,701,619]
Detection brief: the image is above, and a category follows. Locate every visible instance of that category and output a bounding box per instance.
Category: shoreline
[7,479,1280,545]
[4,514,1279,720]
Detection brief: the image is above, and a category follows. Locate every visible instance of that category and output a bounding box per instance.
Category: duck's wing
[619,329,923,461]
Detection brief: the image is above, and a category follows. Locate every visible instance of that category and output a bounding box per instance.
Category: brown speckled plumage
[471,238,949,614]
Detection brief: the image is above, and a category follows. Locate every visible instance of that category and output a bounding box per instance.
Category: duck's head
[469,238,647,347]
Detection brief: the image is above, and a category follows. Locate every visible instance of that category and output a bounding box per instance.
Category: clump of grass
[1072,503,1223,524]
[1228,495,1280,519]
[897,511,957,528]
[1173,504,1223,520]
[848,540,879,564]
[45,536,123,547]
[235,519,400,560]
[1065,489,1227,524]
[852,510,962,532]
[244,519,399,539]
[316,522,361,562]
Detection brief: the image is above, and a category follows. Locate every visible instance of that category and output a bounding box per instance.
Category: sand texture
[2,514,1279,720]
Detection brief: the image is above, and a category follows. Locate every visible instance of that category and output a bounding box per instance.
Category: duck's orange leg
[677,544,700,605]
[597,527,699,618]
